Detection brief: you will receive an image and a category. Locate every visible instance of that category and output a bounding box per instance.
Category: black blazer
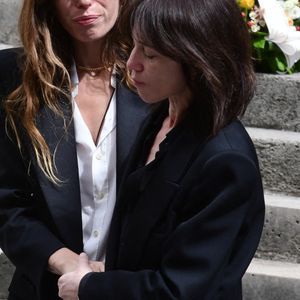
[78,104,265,300]
[0,48,150,300]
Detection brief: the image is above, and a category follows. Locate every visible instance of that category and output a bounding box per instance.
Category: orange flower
[238,0,255,10]
[287,17,294,27]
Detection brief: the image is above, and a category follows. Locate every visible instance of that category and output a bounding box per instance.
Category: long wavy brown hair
[4,0,134,183]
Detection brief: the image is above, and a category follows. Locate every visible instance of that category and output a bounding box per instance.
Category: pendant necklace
[76,65,108,77]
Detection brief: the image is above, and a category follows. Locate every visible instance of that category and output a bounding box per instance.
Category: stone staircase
[0,0,20,48]
[0,0,299,299]
[242,73,300,300]
[0,1,20,299]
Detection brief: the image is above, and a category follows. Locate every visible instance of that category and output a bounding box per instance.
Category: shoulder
[186,120,262,190]
[0,47,23,100]
[182,123,263,212]
[0,47,22,62]
[0,47,23,75]
[201,120,258,166]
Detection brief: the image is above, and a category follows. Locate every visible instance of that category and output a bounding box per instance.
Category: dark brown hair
[132,0,255,136]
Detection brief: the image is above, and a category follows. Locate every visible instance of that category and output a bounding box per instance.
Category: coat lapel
[115,81,151,187]
[27,99,83,253]
[30,81,149,254]
[105,81,151,269]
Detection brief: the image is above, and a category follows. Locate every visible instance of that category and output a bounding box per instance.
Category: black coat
[78,104,265,300]
[0,48,150,300]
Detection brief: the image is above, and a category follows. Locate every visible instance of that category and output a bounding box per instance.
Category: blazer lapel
[118,121,207,269]
[115,81,151,187]
[27,99,83,253]
[105,81,151,269]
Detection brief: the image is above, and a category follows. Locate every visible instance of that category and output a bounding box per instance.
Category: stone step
[243,73,300,132]
[243,258,300,300]
[246,127,300,196]
[0,0,21,46]
[2,254,300,300]
[1,191,300,299]
[0,250,14,300]
[256,192,300,263]
[0,44,13,51]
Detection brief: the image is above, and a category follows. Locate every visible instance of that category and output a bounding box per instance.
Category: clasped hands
[58,252,101,300]
[48,248,104,300]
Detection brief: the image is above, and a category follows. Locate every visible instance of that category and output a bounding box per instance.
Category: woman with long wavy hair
[0,0,149,299]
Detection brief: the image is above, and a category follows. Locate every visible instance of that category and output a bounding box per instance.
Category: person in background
[0,0,149,299]
[58,0,265,299]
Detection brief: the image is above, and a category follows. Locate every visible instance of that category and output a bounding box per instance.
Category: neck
[167,92,192,128]
[73,40,105,68]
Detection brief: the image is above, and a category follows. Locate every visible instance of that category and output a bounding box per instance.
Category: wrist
[48,247,79,275]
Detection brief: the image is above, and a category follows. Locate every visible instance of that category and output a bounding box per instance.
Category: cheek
[157,69,184,93]
[106,1,120,22]
[54,0,70,19]
[165,66,188,93]
[54,4,72,32]
[134,64,186,103]
[135,79,163,103]
[136,81,170,104]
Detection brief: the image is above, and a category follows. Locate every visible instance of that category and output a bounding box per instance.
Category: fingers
[78,252,89,266]
[57,253,91,300]
[58,271,82,299]
[89,260,105,272]
[79,252,94,274]
[98,261,105,272]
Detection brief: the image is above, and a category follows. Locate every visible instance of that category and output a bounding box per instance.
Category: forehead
[132,27,154,48]
[53,0,120,6]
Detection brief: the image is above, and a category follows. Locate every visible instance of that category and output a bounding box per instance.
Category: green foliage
[238,1,300,74]
[251,34,300,74]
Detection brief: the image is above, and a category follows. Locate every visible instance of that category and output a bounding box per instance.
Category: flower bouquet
[237,0,300,73]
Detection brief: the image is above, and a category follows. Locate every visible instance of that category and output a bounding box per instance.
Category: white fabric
[258,0,300,68]
[71,64,117,261]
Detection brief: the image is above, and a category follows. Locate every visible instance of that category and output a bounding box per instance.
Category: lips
[132,78,144,86]
[73,15,101,26]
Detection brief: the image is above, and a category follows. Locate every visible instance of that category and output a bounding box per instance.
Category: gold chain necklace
[76,65,108,77]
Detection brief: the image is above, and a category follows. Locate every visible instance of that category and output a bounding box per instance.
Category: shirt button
[96,153,102,160]
[96,192,105,201]
[93,230,99,238]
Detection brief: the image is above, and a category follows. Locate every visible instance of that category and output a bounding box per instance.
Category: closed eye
[143,46,159,60]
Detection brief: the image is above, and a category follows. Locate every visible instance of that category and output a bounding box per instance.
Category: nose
[127,47,144,74]
[75,0,92,8]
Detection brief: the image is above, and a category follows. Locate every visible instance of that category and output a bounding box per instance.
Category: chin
[137,92,165,104]
[140,96,164,104]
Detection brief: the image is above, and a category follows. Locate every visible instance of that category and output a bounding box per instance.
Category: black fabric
[0,48,150,300]
[80,107,265,300]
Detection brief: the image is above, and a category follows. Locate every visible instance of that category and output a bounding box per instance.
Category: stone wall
[0,0,21,46]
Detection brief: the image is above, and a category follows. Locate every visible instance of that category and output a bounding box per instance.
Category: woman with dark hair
[58,0,265,299]
[0,0,149,299]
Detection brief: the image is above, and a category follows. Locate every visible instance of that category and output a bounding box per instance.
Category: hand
[89,260,105,272]
[48,248,79,275]
[58,253,92,300]
[48,248,105,275]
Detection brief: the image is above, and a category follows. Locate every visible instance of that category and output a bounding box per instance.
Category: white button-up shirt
[71,64,117,261]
